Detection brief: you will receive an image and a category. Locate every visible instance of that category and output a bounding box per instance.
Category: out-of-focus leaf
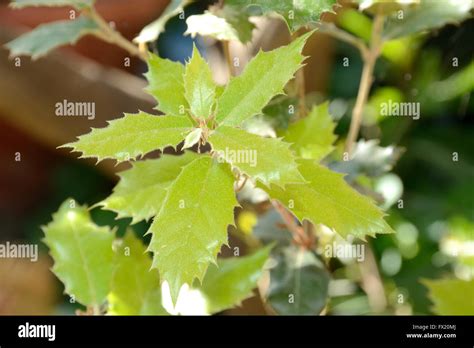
[5,16,98,59]
[383,0,474,40]
[208,126,305,187]
[330,140,404,180]
[216,32,311,127]
[148,156,238,304]
[356,0,419,15]
[186,5,255,43]
[198,246,271,314]
[61,113,193,163]
[10,0,93,9]
[99,152,199,224]
[108,232,168,315]
[264,159,394,239]
[423,278,474,315]
[267,246,330,315]
[228,0,337,32]
[145,54,188,116]
[281,102,337,161]
[184,46,216,119]
[42,200,114,307]
[134,0,194,43]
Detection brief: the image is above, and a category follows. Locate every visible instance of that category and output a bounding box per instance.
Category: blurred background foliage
[0,0,472,315]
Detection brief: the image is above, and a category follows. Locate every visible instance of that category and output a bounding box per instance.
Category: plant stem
[344,14,385,155]
[223,40,235,77]
[84,7,148,61]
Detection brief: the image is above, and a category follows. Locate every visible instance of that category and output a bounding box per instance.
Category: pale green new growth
[198,246,271,314]
[6,17,98,60]
[209,126,305,187]
[99,152,199,224]
[108,232,168,315]
[265,159,394,239]
[42,200,114,307]
[61,112,193,163]
[216,31,312,127]
[148,156,238,304]
[282,102,337,161]
[422,278,474,315]
[145,54,188,116]
[10,0,93,9]
[184,46,217,119]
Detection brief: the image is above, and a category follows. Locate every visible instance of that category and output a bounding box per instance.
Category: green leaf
[185,5,255,43]
[184,46,216,119]
[42,199,114,307]
[5,16,98,60]
[61,112,193,163]
[215,32,312,127]
[108,231,168,315]
[10,0,93,9]
[267,246,330,315]
[134,0,193,43]
[422,278,474,315]
[281,102,337,161]
[145,53,188,116]
[228,0,337,32]
[148,155,238,304]
[208,126,305,187]
[383,0,474,40]
[198,246,271,314]
[263,159,394,239]
[99,152,199,224]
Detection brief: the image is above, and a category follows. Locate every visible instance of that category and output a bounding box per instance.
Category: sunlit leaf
[145,54,189,116]
[267,246,330,315]
[209,126,305,187]
[198,246,271,314]
[10,0,93,9]
[184,46,216,119]
[42,199,114,307]
[216,32,312,126]
[108,231,168,315]
[99,152,199,224]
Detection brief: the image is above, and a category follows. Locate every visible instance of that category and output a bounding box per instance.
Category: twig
[359,241,387,313]
[344,14,385,155]
[84,6,148,62]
